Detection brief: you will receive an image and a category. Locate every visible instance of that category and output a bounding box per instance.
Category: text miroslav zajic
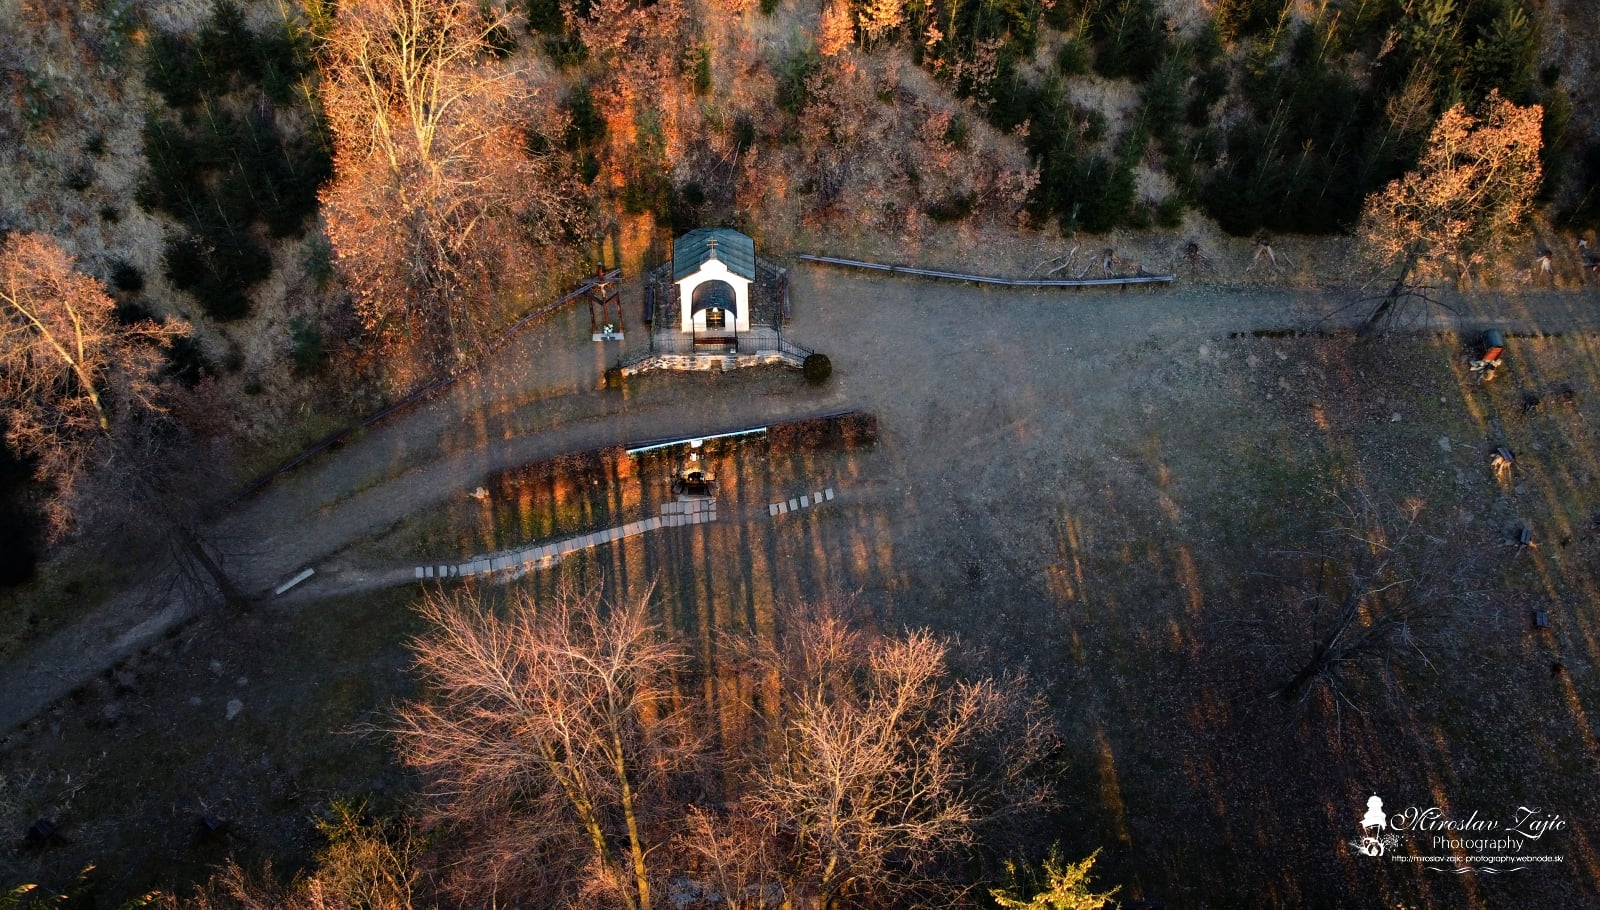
[1390,806,1567,840]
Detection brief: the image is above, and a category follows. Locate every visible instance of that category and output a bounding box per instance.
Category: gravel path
[1,271,1596,733]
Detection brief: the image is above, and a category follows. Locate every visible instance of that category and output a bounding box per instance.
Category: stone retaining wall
[621,351,804,376]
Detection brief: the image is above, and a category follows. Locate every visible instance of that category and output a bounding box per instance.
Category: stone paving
[414,495,721,580]
[415,486,837,580]
[769,486,834,516]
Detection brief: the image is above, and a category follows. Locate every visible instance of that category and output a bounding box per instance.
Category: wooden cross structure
[587,265,624,334]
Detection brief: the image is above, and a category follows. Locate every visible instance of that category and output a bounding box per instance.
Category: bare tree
[394,584,698,910]
[740,605,1060,909]
[176,589,1062,907]
[0,233,181,537]
[1267,493,1462,715]
[674,807,783,910]
[1355,91,1542,333]
[0,233,245,602]
[318,0,583,369]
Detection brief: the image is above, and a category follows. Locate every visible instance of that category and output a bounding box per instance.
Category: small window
[705,307,726,329]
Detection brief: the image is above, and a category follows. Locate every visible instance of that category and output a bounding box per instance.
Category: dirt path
[1,273,1596,733]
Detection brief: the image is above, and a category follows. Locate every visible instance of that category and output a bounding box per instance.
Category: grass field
[4,274,1600,907]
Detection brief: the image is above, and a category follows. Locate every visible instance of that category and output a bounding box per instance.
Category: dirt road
[1,270,1595,733]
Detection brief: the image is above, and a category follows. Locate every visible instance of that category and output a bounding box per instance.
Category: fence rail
[794,254,1174,287]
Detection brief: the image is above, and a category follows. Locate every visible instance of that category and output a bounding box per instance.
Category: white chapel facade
[673,228,754,335]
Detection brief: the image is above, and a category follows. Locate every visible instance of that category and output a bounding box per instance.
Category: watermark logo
[1355,795,1399,857]
[1352,794,1566,873]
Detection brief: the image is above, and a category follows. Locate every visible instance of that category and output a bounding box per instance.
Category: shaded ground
[4,268,1600,905]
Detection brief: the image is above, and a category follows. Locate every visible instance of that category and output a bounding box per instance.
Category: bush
[290,317,328,377]
[687,46,712,96]
[926,192,977,223]
[1056,37,1091,76]
[777,49,822,116]
[109,260,145,293]
[1156,195,1185,228]
[732,114,757,152]
[304,233,336,290]
[544,32,588,67]
[563,85,607,149]
[164,221,273,322]
[63,163,94,192]
[165,335,214,387]
[525,0,565,33]
[803,353,832,385]
[945,114,970,150]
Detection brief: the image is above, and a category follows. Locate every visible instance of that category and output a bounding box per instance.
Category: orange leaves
[855,0,906,47]
[0,233,184,537]
[319,0,583,367]
[1358,91,1543,280]
[818,1,856,58]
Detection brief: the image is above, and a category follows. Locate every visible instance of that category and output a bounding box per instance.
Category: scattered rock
[1198,343,1211,360]
[1438,436,1452,453]
[469,486,490,502]
[1246,354,1259,368]
[1390,412,1401,422]
[208,660,224,676]
[235,676,248,687]
[188,696,202,706]
[226,699,244,721]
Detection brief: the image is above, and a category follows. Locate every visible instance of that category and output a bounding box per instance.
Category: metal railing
[794,254,1174,287]
[645,325,805,357]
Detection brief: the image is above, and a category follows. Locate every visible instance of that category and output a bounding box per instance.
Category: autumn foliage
[0,233,184,538]
[318,0,582,369]
[379,586,1060,909]
[1358,90,1544,283]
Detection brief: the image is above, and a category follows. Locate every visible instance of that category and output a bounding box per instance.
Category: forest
[3,0,1600,907]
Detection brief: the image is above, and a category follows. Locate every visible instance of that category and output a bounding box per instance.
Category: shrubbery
[777,49,822,117]
[803,352,832,385]
[874,0,1556,237]
[139,0,329,322]
[1196,0,1550,236]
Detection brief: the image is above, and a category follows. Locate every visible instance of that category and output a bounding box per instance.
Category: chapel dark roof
[672,228,756,282]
